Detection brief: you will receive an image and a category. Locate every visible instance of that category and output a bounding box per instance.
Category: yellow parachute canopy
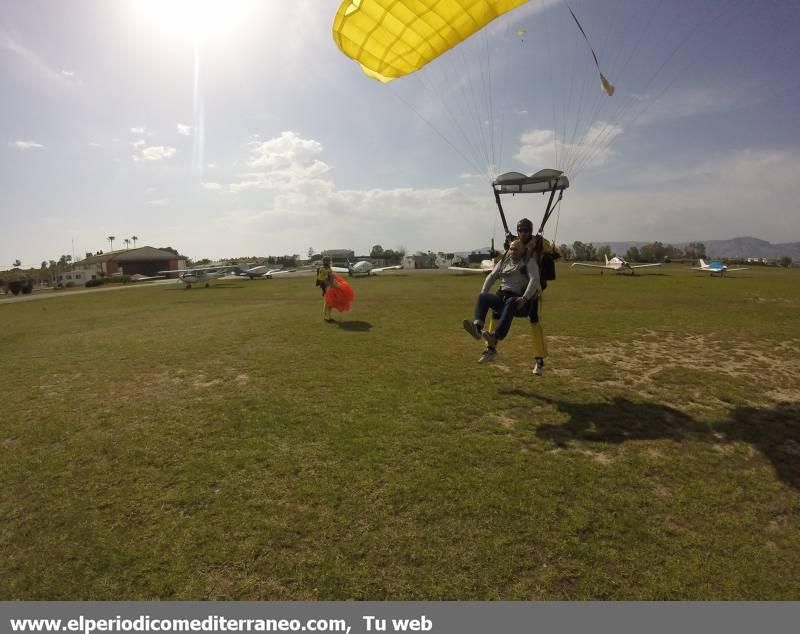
[332,0,529,83]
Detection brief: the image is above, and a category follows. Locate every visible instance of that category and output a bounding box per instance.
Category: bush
[6,280,31,296]
[85,279,105,288]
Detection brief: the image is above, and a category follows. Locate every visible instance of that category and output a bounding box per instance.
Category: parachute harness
[491,169,569,243]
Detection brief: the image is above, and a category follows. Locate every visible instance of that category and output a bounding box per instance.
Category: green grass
[1,264,799,599]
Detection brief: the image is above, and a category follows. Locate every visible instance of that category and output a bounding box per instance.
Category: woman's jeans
[474,290,529,341]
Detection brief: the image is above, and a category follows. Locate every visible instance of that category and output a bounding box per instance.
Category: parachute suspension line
[557,1,622,176]
[566,0,686,177]
[413,65,489,181]
[575,0,735,178]
[563,0,666,177]
[457,42,495,179]
[551,197,563,248]
[566,0,676,176]
[386,81,485,179]
[477,29,497,178]
[561,3,585,172]
[563,0,628,173]
[540,195,564,259]
[438,49,495,179]
[565,3,615,98]
[484,29,498,180]
[460,49,492,180]
[543,0,560,170]
[537,188,563,237]
[572,0,734,179]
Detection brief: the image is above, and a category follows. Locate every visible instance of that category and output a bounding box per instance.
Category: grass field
[2,264,799,599]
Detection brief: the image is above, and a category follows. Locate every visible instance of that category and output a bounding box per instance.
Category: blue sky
[2,0,799,266]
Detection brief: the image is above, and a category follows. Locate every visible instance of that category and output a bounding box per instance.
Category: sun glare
[132,0,253,43]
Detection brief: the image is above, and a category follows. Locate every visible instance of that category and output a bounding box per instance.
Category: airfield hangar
[73,247,187,280]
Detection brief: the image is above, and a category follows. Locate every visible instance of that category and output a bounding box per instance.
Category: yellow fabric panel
[317,267,331,283]
[333,0,529,82]
[529,302,547,358]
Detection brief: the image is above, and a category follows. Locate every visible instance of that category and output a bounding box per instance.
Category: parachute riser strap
[537,188,562,235]
[493,187,512,239]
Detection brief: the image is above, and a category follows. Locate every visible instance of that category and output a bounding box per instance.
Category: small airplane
[572,254,663,275]
[158,265,238,289]
[690,259,748,276]
[448,259,495,274]
[331,260,403,277]
[235,264,297,279]
[128,273,166,282]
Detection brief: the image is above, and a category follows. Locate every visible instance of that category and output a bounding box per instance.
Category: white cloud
[147,199,170,206]
[202,182,222,191]
[556,149,800,244]
[514,122,624,173]
[61,70,75,78]
[88,142,101,149]
[10,140,44,150]
[177,123,192,136]
[130,127,146,135]
[228,131,332,194]
[137,146,177,161]
[246,131,324,169]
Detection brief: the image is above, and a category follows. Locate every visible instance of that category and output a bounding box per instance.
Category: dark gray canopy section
[493,169,569,194]
[491,169,569,237]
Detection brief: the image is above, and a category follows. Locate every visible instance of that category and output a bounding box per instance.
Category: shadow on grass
[333,320,373,332]
[500,392,800,489]
[164,283,246,290]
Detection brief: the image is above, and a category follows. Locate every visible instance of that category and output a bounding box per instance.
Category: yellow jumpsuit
[317,266,334,321]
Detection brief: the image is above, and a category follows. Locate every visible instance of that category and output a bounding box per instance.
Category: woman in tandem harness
[463,237,541,361]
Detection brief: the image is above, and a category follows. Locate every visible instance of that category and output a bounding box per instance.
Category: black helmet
[516,218,533,233]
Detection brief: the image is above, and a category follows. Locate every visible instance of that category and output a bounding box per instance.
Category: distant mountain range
[465,237,800,260]
[597,237,800,260]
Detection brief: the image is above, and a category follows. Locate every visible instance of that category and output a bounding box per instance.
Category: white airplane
[129,273,166,282]
[236,264,297,279]
[448,258,495,274]
[690,259,748,276]
[331,260,403,277]
[158,265,238,289]
[572,254,663,275]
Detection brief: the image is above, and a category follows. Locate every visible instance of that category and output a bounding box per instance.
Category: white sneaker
[532,360,544,376]
[478,348,497,363]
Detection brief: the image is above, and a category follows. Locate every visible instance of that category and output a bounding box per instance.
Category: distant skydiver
[316,256,355,322]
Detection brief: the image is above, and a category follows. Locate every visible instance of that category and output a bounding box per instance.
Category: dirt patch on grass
[488,413,517,429]
[549,332,800,412]
[577,449,615,464]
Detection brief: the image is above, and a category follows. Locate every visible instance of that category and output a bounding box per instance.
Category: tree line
[558,241,792,267]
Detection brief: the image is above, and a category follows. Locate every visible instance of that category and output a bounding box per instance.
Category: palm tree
[131,235,138,248]
[124,238,130,249]
[107,235,115,250]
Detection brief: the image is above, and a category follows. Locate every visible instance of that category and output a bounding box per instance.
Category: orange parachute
[324,274,355,312]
